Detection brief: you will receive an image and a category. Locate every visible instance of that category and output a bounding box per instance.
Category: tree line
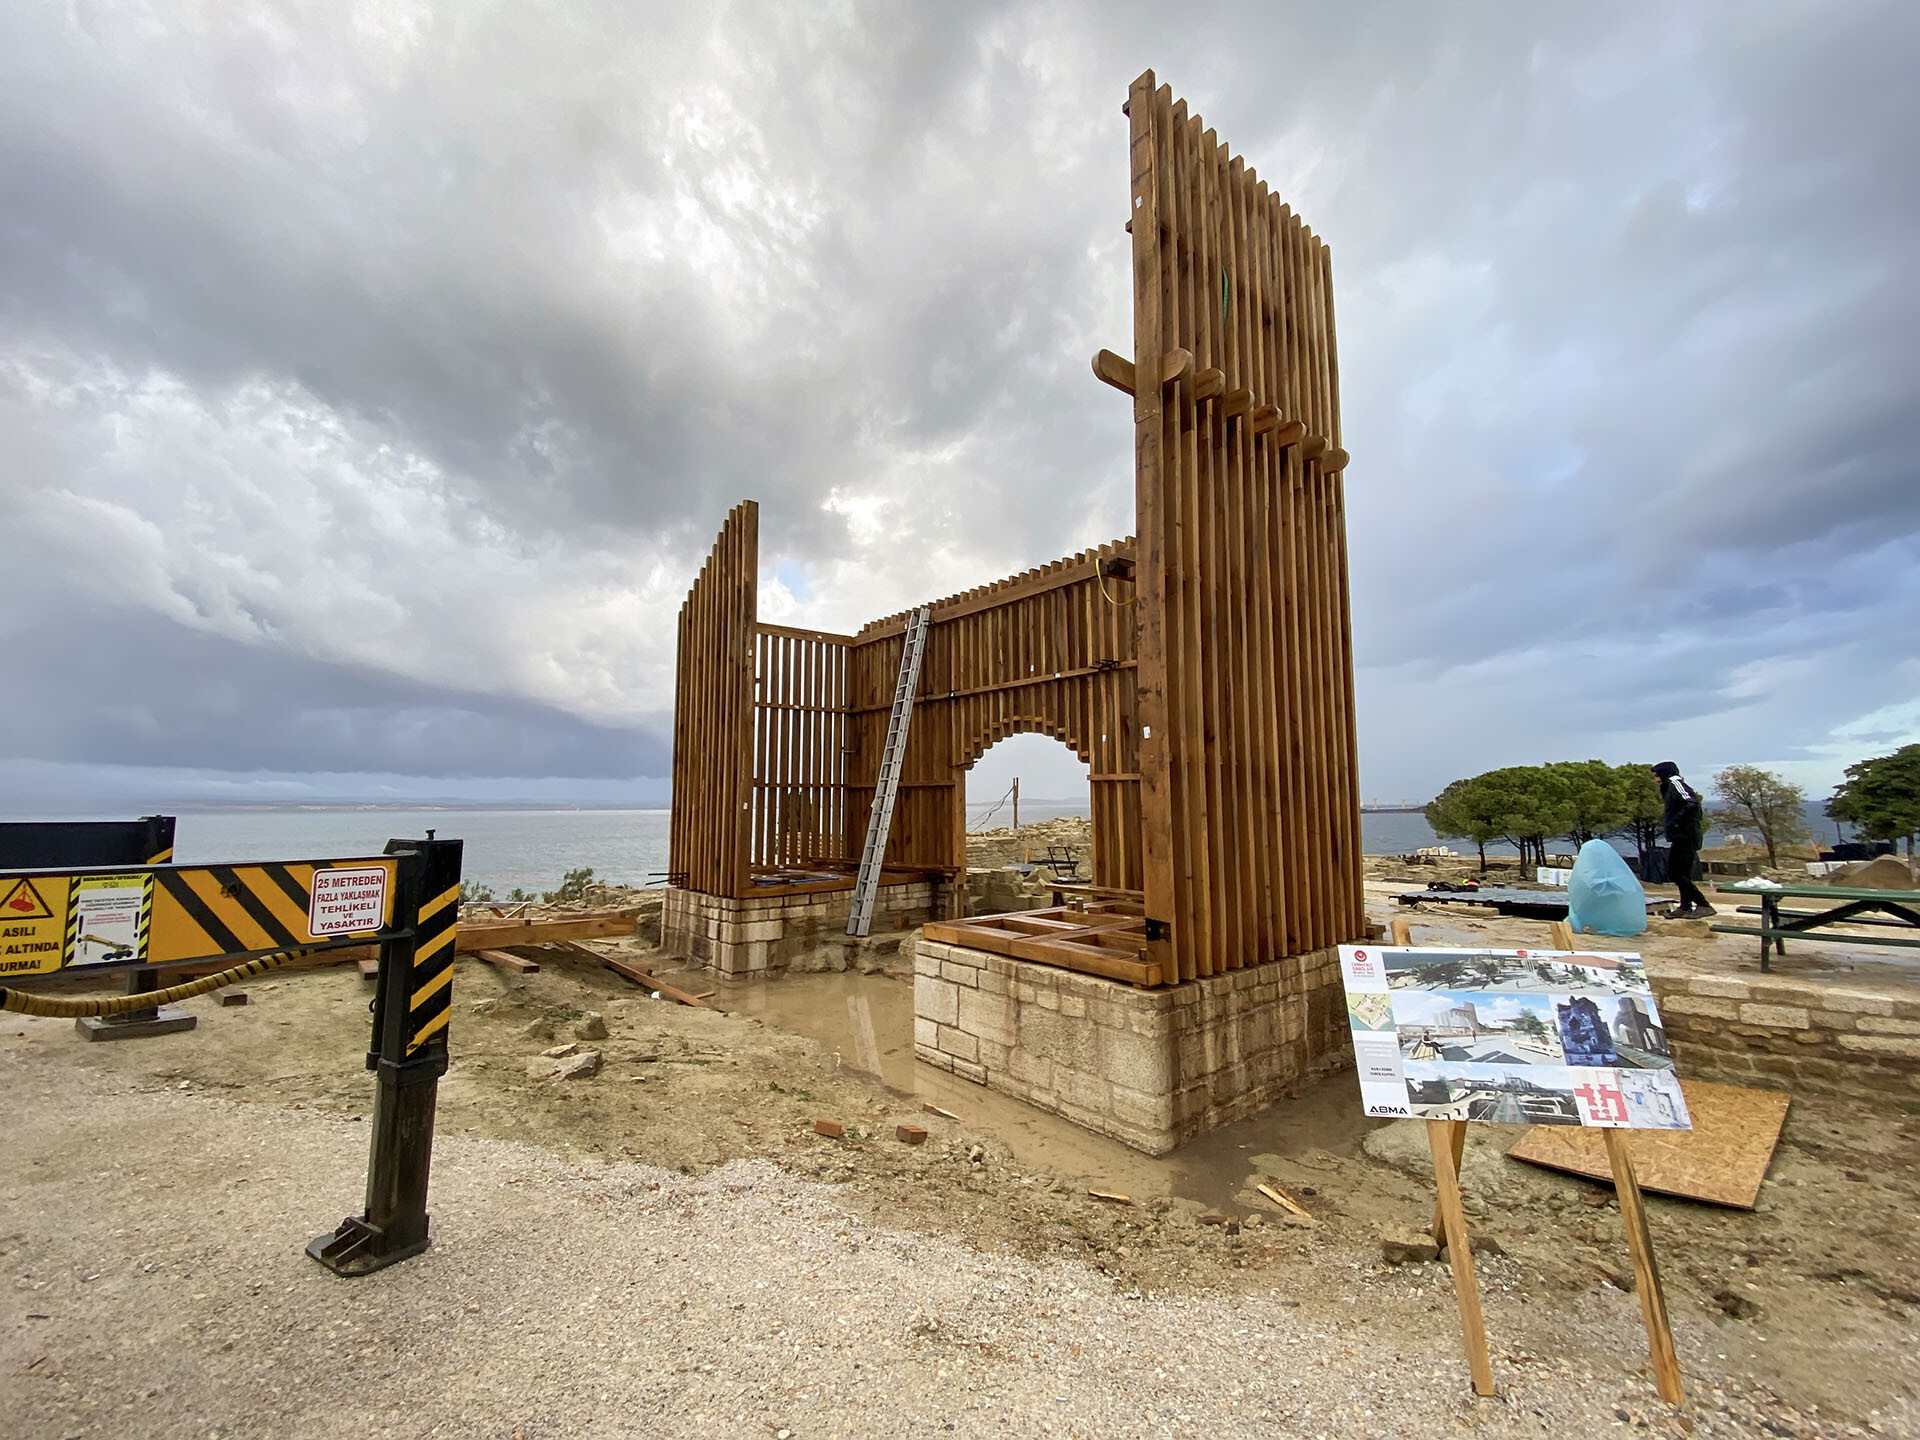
[1423,745,1920,874]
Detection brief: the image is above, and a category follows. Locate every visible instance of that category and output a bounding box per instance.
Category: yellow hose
[0,950,304,1017]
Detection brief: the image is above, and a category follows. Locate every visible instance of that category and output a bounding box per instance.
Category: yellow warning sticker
[0,874,73,977]
[68,873,151,969]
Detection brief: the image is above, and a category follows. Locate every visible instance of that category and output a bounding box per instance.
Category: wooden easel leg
[1603,1128,1685,1406]
[1429,1117,1466,1241]
[1428,1118,1495,1397]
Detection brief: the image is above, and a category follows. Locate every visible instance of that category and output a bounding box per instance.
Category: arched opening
[963,731,1091,916]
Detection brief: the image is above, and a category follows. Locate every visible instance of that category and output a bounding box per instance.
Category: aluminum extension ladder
[846,606,931,937]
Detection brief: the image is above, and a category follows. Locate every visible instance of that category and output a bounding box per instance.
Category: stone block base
[1650,971,1920,1098]
[913,938,1351,1154]
[662,882,937,980]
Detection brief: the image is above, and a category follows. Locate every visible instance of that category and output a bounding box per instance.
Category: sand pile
[1828,854,1917,890]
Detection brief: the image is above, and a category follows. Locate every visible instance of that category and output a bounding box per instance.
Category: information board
[1337,945,1691,1131]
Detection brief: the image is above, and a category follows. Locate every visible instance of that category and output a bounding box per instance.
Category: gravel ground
[5,1052,1898,1440]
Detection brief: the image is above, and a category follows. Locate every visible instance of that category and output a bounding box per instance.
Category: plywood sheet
[1505,1079,1790,1209]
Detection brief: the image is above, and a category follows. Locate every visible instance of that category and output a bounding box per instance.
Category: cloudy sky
[4,0,1915,816]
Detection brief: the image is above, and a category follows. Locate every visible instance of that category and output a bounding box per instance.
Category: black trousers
[1668,841,1708,909]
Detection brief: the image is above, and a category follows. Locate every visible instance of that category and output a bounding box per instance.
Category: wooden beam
[1222,388,1253,418]
[1270,418,1307,448]
[1089,347,1195,396]
[1429,1119,1496,1396]
[1191,367,1225,401]
[1249,403,1280,434]
[922,919,1159,986]
[455,911,640,953]
[1321,446,1350,472]
[601,953,718,1010]
[474,948,540,975]
[1605,1128,1687,1405]
[1301,434,1329,461]
[1092,348,1135,394]
[755,621,856,646]
[856,543,1135,639]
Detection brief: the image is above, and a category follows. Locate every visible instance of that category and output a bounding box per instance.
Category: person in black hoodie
[1651,761,1715,917]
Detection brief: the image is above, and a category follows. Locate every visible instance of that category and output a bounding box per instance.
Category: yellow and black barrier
[1,815,182,1038]
[0,832,464,1278]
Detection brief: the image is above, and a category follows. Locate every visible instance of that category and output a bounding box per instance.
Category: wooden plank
[1129,69,1177,988]
[755,621,857,645]
[1605,1128,1687,1405]
[1255,1181,1315,1224]
[856,545,1134,639]
[602,952,718,1010]
[922,919,1160,987]
[454,912,640,952]
[1428,1118,1496,1397]
[1430,1115,1466,1242]
[846,994,883,1078]
[474,948,540,975]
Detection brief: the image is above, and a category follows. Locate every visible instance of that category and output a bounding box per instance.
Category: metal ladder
[847,606,931,937]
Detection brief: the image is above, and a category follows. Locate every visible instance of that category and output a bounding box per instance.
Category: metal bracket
[305,1215,430,1278]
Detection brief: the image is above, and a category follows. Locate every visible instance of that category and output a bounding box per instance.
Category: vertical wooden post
[1428,1118,1495,1397]
[1429,1116,1467,1243]
[1603,1129,1686,1404]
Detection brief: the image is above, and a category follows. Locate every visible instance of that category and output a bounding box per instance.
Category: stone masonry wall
[913,938,1351,1155]
[1651,971,1920,1099]
[662,883,936,979]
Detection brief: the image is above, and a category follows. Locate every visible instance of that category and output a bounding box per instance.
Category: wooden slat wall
[667,501,758,897]
[669,74,1363,979]
[751,624,850,869]
[845,541,1142,899]
[1126,69,1364,982]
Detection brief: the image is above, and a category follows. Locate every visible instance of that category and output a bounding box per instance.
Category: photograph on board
[1617,1068,1692,1129]
[1393,990,1566,1066]
[1383,946,1648,995]
[1347,992,1395,1032]
[1555,993,1676,1069]
[1402,1061,1584,1125]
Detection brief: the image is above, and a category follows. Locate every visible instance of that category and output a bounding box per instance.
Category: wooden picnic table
[1710,882,1920,972]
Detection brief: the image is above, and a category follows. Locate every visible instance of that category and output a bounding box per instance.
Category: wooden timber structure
[669,71,1364,987]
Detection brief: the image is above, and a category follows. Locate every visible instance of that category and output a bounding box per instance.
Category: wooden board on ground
[600,951,718,1011]
[1505,1078,1789,1209]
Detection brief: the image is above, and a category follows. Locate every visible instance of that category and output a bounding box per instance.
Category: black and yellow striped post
[308,834,462,1277]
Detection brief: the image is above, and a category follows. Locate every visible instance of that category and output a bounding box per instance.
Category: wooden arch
[670,71,1365,986]
[958,714,1093,772]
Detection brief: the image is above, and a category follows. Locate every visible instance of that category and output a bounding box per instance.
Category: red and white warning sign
[309,866,389,936]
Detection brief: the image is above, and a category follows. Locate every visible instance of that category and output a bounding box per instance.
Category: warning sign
[0,875,71,977]
[69,873,151,968]
[309,866,389,936]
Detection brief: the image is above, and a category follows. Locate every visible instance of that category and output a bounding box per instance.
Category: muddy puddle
[710,965,1388,1206]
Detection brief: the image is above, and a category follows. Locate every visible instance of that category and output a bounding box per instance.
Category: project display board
[1337,945,1691,1131]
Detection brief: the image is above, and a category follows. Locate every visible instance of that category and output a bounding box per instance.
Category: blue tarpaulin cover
[1567,838,1648,936]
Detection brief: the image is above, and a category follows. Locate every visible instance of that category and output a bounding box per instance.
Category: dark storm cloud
[1,1,1915,803]
[3,604,663,780]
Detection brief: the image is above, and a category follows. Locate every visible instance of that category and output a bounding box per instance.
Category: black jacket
[1652,763,1703,847]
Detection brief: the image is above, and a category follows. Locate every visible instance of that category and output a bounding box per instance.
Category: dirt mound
[1829,854,1917,890]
